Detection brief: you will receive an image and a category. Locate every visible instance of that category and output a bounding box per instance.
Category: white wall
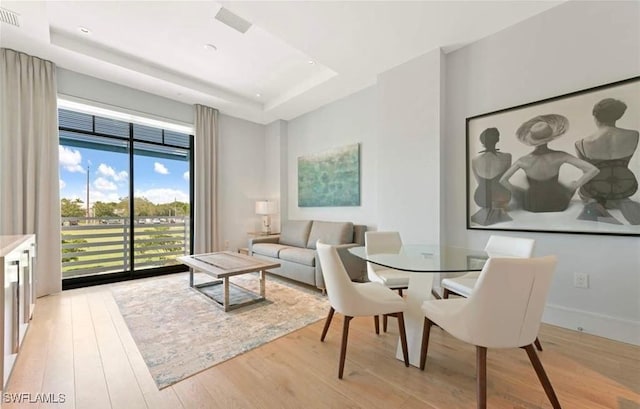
[57,69,268,254]
[286,86,378,226]
[217,114,267,250]
[443,0,640,344]
[264,120,287,231]
[376,48,444,244]
[285,50,445,245]
[57,68,193,124]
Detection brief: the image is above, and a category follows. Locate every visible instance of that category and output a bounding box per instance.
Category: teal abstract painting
[298,143,360,207]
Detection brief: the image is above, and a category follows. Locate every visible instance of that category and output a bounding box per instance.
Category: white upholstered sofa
[248,220,367,290]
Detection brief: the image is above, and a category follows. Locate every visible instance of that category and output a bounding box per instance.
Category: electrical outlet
[224,240,229,250]
[573,272,589,289]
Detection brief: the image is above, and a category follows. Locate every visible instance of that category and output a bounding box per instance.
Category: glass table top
[349,244,488,273]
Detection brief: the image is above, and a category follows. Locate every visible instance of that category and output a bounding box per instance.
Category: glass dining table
[349,244,489,366]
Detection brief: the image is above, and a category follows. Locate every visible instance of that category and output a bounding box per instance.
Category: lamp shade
[255,200,277,215]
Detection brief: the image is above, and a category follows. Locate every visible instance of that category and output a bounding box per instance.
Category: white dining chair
[441,235,535,298]
[365,231,410,292]
[316,241,410,378]
[365,231,411,332]
[420,256,561,409]
[440,235,543,350]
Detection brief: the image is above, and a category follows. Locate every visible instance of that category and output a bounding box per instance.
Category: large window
[58,107,193,288]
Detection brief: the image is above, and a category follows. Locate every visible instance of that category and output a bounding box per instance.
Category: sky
[59,145,190,205]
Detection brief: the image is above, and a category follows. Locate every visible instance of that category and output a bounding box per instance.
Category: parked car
[61,219,80,226]
[100,218,122,224]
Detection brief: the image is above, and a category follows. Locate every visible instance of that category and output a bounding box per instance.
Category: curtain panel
[0,48,62,296]
[193,104,219,253]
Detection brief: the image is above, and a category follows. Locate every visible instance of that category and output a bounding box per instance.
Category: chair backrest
[462,256,557,348]
[316,241,360,314]
[484,235,535,258]
[364,231,402,278]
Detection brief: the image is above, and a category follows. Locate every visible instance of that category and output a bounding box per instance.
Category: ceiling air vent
[215,7,251,34]
[0,7,20,27]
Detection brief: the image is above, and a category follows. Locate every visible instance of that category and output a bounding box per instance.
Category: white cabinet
[0,235,36,392]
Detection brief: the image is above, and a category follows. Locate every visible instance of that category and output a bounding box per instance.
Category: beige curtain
[0,48,62,296]
[193,104,219,253]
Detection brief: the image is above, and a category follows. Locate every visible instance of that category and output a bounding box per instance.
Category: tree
[134,197,156,217]
[61,198,85,218]
[159,202,171,217]
[172,201,189,216]
[93,201,117,217]
[116,196,129,215]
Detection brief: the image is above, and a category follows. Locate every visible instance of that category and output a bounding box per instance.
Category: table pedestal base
[396,273,435,367]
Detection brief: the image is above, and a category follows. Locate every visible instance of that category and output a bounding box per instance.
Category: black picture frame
[466,76,640,236]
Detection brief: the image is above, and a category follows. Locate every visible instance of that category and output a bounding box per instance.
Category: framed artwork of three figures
[466,76,639,236]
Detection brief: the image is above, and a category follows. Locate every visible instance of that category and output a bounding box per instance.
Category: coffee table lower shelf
[192,274,266,312]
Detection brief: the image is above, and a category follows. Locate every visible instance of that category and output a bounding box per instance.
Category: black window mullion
[128,122,135,277]
[189,134,194,255]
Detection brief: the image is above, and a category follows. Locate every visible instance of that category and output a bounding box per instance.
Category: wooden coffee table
[178,251,280,311]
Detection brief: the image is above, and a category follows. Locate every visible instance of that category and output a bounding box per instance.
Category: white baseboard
[543,304,640,346]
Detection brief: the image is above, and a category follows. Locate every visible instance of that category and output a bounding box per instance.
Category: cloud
[183,171,189,181]
[90,190,120,203]
[154,162,169,175]
[59,146,85,173]
[98,163,128,182]
[59,179,66,189]
[134,188,188,204]
[94,177,117,191]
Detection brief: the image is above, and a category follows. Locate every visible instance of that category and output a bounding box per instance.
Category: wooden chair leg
[383,314,388,332]
[338,316,353,379]
[396,312,410,367]
[431,288,442,299]
[443,288,450,299]
[534,337,543,351]
[420,317,433,370]
[374,315,380,334]
[477,346,487,409]
[523,344,562,409]
[320,307,335,342]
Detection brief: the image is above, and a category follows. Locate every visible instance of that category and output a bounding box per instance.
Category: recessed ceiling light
[78,26,91,34]
[204,43,217,51]
[256,93,261,98]
[308,60,315,65]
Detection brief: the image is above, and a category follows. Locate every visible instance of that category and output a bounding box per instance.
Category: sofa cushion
[306,221,354,249]
[279,220,313,248]
[252,243,290,258]
[279,247,316,267]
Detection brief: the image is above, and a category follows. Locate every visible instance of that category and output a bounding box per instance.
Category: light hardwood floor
[4,278,640,409]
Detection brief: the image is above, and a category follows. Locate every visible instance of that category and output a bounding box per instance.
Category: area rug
[111,272,329,389]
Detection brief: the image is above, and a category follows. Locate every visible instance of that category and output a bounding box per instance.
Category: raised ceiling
[0,1,562,124]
